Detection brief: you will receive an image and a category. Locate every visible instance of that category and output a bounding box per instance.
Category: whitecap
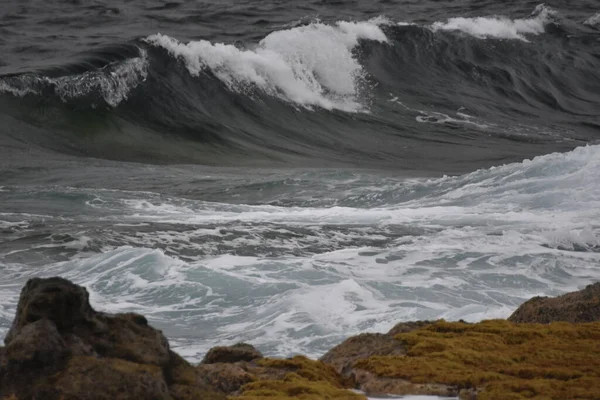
[431,4,555,41]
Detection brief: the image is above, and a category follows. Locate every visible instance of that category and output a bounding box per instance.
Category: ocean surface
[1,0,600,363]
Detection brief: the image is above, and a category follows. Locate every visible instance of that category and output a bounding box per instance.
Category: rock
[5,319,67,366]
[164,351,227,400]
[387,320,433,335]
[320,321,432,381]
[197,363,256,393]
[201,343,263,364]
[508,282,600,323]
[49,356,171,400]
[236,356,365,400]
[169,384,227,400]
[4,277,100,345]
[351,370,458,397]
[320,333,406,376]
[0,277,224,400]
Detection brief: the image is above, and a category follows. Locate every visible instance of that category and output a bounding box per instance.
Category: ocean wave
[144,18,389,112]
[584,13,600,26]
[431,4,555,41]
[0,50,148,107]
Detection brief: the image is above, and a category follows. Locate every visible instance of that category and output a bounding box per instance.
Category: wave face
[0,4,599,171]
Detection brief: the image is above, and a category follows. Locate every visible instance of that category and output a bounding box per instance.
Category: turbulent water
[1,0,600,362]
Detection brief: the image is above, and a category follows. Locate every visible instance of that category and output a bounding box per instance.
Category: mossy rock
[354,319,600,399]
[235,356,365,399]
[51,356,171,400]
[236,374,365,400]
[202,343,263,364]
[509,282,600,323]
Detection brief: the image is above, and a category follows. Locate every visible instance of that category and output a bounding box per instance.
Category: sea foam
[0,50,148,107]
[431,4,555,41]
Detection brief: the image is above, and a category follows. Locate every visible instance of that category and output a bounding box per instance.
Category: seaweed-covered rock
[50,356,171,400]
[354,319,600,399]
[509,282,600,323]
[202,343,263,364]
[320,333,405,376]
[0,277,224,400]
[197,363,256,393]
[320,322,431,377]
[237,356,365,400]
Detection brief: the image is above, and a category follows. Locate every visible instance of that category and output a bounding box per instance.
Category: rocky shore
[1,278,600,400]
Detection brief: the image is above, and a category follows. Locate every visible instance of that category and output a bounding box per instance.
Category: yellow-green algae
[354,319,600,400]
[234,356,365,400]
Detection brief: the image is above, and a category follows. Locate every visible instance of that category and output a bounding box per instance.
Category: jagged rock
[0,277,224,400]
[508,282,600,323]
[202,343,263,364]
[4,277,100,345]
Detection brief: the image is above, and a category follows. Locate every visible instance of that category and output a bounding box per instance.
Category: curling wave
[145,18,389,112]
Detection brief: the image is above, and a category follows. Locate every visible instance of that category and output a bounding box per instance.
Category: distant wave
[430,4,556,41]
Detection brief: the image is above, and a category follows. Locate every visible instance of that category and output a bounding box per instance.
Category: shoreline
[1,278,600,400]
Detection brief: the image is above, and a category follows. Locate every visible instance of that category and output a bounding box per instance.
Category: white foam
[0,50,148,107]
[0,80,40,97]
[431,4,555,41]
[145,19,388,112]
[53,51,148,107]
[584,13,600,26]
[2,145,600,361]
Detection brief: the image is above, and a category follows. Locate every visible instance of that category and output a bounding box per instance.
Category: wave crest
[145,19,389,112]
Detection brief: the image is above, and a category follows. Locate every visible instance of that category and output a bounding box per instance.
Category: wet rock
[509,282,600,323]
[0,277,223,400]
[202,343,263,364]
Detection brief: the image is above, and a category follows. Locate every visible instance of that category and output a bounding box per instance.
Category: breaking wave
[0,5,598,169]
[145,18,388,112]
